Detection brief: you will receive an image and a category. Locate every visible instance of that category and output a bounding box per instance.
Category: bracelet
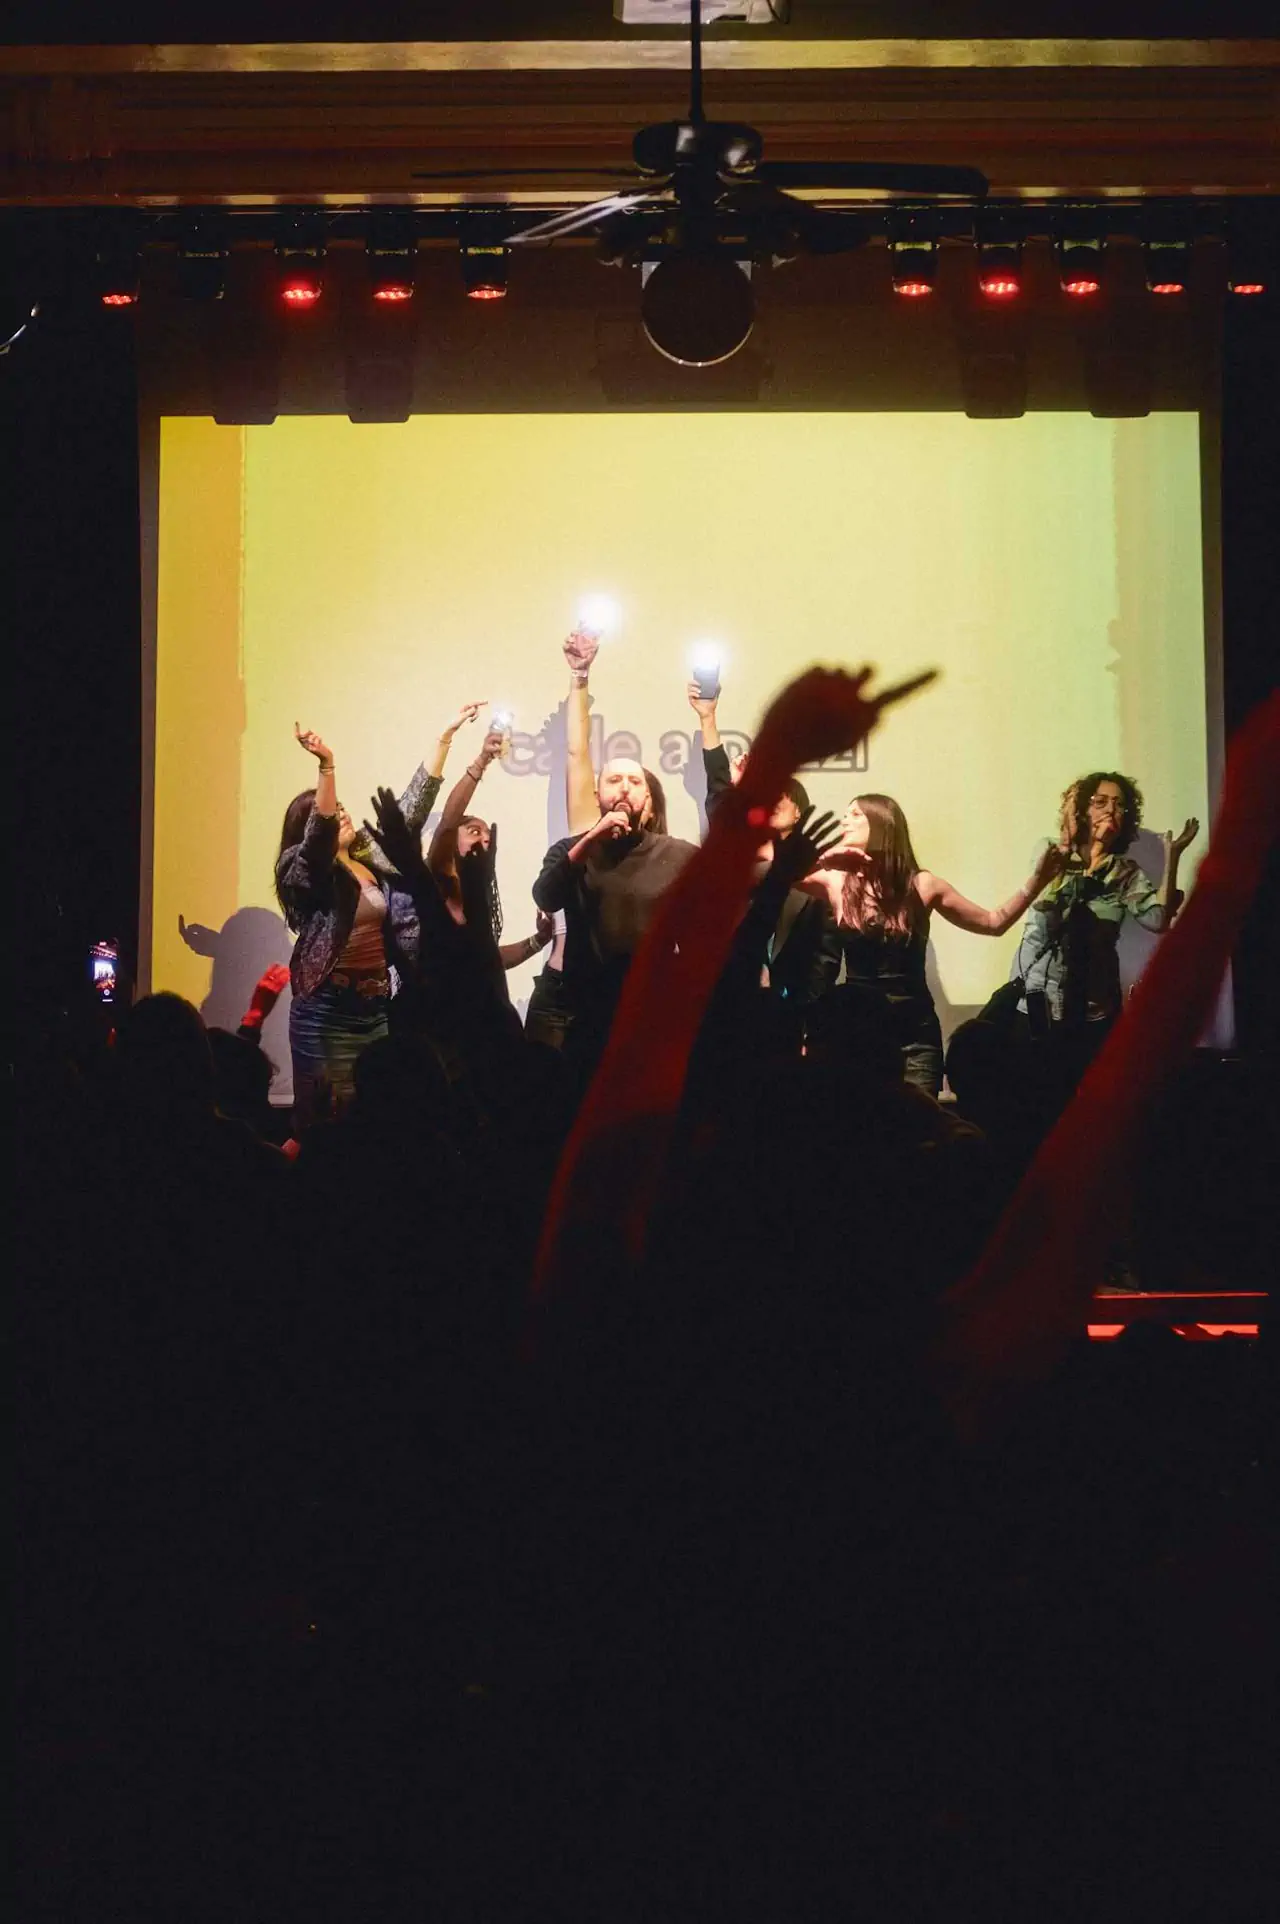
[466,762,485,782]
[317,761,335,773]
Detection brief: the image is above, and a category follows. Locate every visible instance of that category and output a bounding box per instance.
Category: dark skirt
[289,976,390,1129]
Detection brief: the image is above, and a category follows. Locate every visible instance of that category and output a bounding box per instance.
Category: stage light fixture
[889,239,937,298]
[460,242,509,300]
[1143,238,1188,296]
[1225,228,1269,297]
[176,223,227,302]
[94,248,140,308]
[276,217,327,308]
[976,241,1022,300]
[1056,236,1105,298]
[641,254,754,366]
[366,218,416,303]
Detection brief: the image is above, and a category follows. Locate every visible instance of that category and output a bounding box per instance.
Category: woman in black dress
[813,792,1063,1095]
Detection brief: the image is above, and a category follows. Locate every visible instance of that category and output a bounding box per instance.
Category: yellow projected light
[153,412,1212,1086]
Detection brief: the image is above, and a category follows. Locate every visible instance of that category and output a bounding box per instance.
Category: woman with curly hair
[813,792,1065,1094]
[1009,770,1198,1035]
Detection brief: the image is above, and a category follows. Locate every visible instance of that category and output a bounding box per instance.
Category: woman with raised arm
[1008,770,1198,1040]
[423,717,555,988]
[275,705,481,1127]
[812,794,1065,1095]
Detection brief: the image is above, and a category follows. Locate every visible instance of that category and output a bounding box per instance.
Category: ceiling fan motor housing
[631,120,765,177]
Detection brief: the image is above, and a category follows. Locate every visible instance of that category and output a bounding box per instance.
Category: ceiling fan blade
[507,192,667,247]
[753,160,989,198]
[411,166,642,182]
[718,182,869,256]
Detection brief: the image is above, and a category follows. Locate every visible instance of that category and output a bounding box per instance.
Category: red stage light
[1063,277,1100,297]
[893,279,933,298]
[1149,280,1185,296]
[466,283,506,301]
[100,291,138,307]
[281,280,322,306]
[372,283,413,302]
[979,275,1019,299]
[1228,280,1266,296]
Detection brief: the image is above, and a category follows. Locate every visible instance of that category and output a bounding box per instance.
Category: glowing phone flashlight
[576,594,620,639]
[490,708,514,735]
[689,640,724,700]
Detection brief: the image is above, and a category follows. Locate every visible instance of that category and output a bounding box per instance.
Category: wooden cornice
[3,38,1277,204]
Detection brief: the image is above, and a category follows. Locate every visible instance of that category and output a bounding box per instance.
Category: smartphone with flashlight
[693,662,721,701]
[90,938,120,1005]
[490,708,514,738]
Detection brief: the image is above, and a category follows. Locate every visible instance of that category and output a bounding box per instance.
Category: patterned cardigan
[276,763,442,1001]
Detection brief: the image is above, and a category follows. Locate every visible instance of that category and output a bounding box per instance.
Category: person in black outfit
[687,678,841,1012]
[532,757,698,1072]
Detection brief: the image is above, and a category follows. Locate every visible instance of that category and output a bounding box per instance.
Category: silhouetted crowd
[17,675,1278,1923]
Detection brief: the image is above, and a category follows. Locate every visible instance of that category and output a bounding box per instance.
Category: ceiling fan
[412,0,988,365]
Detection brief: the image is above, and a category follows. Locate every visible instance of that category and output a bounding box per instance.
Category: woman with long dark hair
[1009,770,1197,1037]
[275,708,480,1127]
[814,792,1064,1094]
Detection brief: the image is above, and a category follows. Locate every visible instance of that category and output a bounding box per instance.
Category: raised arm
[934,697,1278,1442]
[532,666,937,1308]
[564,629,602,836]
[499,911,555,972]
[687,681,733,824]
[1139,817,1200,931]
[917,842,1065,936]
[426,725,505,879]
[426,700,486,784]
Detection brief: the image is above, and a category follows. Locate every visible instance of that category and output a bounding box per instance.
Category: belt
[328,970,390,997]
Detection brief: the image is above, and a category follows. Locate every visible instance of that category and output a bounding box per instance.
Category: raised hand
[1166,816,1200,856]
[177,913,219,957]
[242,961,291,1030]
[563,628,601,679]
[687,680,719,722]
[363,786,427,880]
[294,724,333,764]
[741,666,937,807]
[477,724,508,767]
[1033,841,1069,887]
[771,808,844,887]
[444,700,487,737]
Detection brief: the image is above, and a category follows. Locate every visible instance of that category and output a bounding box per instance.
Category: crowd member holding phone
[686,674,841,1015]
[1008,771,1198,1040]
[812,795,1066,1095]
[275,705,482,1127]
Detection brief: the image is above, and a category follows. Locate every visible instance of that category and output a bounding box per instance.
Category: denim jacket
[277,764,442,1000]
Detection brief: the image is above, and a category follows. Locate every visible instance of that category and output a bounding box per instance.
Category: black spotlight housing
[94,236,141,308]
[888,211,939,297]
[460,240,509,300]
[176,219,227,301]
[366,213,417,303]
[1056,235,1106,298]
[275,213,327,308]
[1142,210,1191,295]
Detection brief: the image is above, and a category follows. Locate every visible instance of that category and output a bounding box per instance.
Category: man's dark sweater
[533,826,698,1009]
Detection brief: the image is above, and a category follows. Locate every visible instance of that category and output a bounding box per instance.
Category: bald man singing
[532,757,698,1073]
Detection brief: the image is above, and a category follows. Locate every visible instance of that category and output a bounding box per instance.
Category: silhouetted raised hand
[771,808,844,888]
[363,787,427,881]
